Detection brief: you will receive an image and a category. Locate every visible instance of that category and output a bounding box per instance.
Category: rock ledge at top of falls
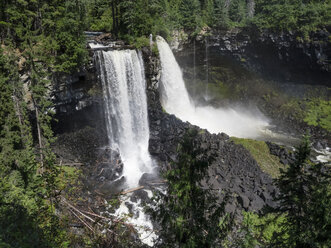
[140,49,278,214]
[86,32,136,51]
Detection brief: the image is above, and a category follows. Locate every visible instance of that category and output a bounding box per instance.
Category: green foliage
[0,0,87,73]
[56,166,81,191]
[272,136,331,247]
[0,46,69,247]
[0,1,86,244]
[304,99,331,131]
[232,137,331,247]
[232,137,285,178]
[87,1,113,32]
[253,0,331,38]
[179,0,202,31]
[83,0,331,41]
[84,0,257,39]
[133,36,150,49]
[234,212,287,247]
[151,129,232,247]
[228,0,247,25]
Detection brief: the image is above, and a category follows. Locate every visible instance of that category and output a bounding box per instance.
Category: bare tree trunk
[115,0,119,35]
[12,95,23,127]
[32,97,44,172]
[224,0,232,10]
[111,0,116,35]
[247,0,255,18]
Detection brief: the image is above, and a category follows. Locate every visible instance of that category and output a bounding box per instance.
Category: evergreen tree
[0,46,65,248]
[179,0,202,30]
[151,129,232,248]
[273,136,331,247]
[202,0,216,26]
[229,0,247,24]
[214,0,230,28]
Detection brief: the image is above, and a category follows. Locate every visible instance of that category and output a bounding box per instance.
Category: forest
[0,0,330,247]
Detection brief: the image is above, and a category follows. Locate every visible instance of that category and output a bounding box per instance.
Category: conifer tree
[273,136,331,247]
[179,0,202,30]
[151,129,232,248]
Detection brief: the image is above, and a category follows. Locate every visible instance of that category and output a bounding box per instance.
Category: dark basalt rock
[139,172,160,187]
[52,57,106,136]
[84,148,127,194]
[266,141,296,165]
[202,28,331,86]
[131,189,150,204]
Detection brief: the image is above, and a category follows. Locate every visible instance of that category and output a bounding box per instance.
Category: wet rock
[99,176,126,195]
[266,141,295,165]
[131,189,149,204]
[250,195,265,210]
[195,28,331,86]
[225,203,236,213]
[125,202,134,213]
[139,173,160,186]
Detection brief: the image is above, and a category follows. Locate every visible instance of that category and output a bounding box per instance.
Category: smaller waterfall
[193,39,196,96]
[96,49,153,188]
[205,36,209,99]
[157,36,270,139]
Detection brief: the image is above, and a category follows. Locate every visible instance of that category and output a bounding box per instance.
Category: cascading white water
[157,36,270,138]
[96,49,156,246]
[96,49,153,188]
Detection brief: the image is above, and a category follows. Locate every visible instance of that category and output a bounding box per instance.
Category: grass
[304,99,331,132]
[232,137,286,178]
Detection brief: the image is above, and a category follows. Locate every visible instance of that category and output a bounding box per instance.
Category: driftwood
[120,186,144,195]
[62,198,96,223]
[145,180,168,185]
[61,162,84,166]
[62,197,131,229]
[61,196,154,236]
[68,208,94,233]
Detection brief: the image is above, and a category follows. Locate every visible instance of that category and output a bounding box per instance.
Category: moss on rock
[232,137,286,178]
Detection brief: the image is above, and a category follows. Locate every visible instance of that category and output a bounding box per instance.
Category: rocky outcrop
[266,142,296,166]
[52,57,105,135]
[142,49,277,213]
[146,87,277,213]
[205,28,331,86]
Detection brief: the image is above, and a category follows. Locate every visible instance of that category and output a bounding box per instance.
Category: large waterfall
[157,36,269,138]
[96,49,153,188]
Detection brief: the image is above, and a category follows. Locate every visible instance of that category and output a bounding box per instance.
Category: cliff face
[210,29,331,85]
[52,55,105,135]
[176,28,331,86]
[51,53,108,164]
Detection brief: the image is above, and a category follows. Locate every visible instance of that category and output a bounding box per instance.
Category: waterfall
[156,36,270,139]
[193,40,196,96]
[205,36,209,99]
[96,49,153,188]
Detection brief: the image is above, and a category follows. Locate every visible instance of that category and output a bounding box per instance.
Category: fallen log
[120,186,144,195]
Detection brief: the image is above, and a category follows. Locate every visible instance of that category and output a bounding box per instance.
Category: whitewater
[156,36,270,139]
[96,49,156,246]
